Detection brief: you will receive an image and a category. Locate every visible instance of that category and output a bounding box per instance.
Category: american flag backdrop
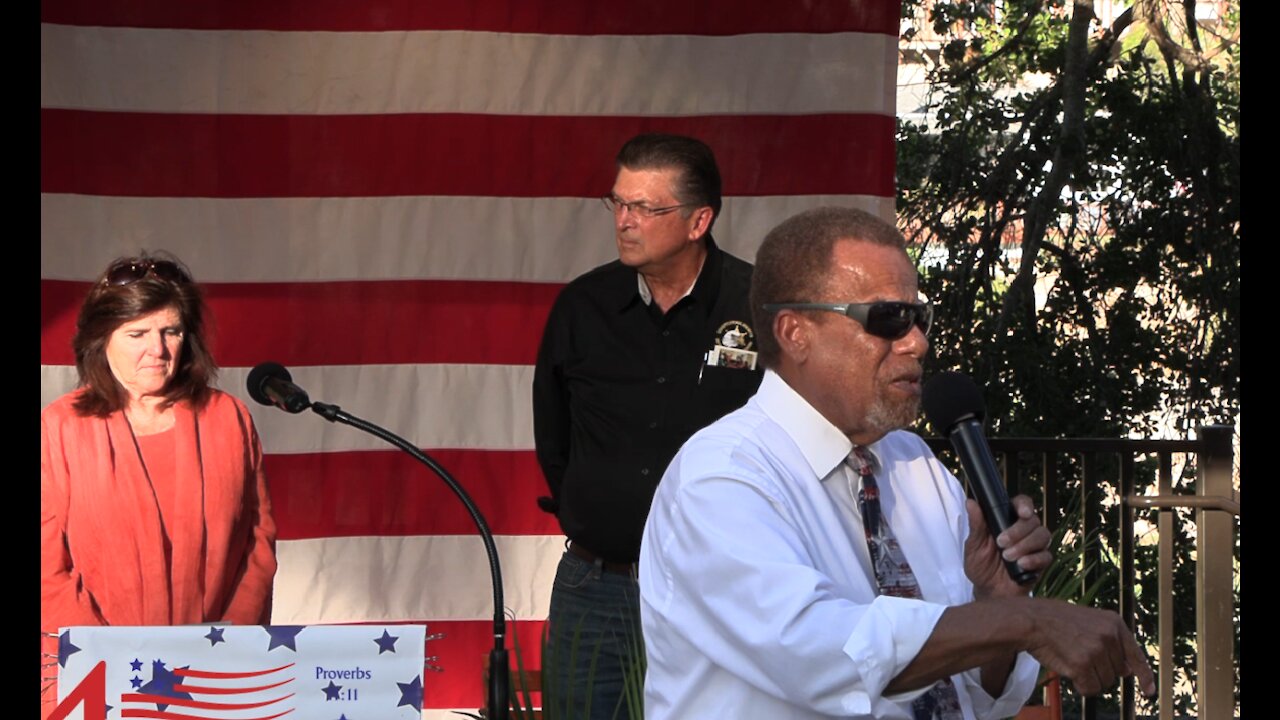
[40,2,900,716]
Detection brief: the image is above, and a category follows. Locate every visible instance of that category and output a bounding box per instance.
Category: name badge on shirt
[707,320,758,370]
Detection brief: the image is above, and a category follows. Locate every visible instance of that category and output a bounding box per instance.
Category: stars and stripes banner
[57,625,427,719]
[41,2,900,716]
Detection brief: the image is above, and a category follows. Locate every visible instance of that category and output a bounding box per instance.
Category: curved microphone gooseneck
[246,362,510,720]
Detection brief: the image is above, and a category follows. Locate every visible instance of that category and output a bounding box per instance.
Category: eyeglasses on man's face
[761,301,933,340]
[601,194,694,220]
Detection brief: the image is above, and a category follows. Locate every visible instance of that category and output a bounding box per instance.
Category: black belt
[567,541,638,575]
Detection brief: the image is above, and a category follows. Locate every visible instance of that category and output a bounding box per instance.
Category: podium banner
[56,624,428,718]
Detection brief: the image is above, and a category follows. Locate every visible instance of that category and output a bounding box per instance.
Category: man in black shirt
[532,133,763,719]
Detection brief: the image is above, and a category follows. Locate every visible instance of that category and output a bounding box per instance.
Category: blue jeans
[545,549,642,720]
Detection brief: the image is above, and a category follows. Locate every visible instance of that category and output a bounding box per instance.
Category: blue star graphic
[130,658,143,672]
[322,680,343,701]
[130,676,143,689]
[138,659,193,712]
[397,675,424,712]
[374,629,399,654]
[205,626,226,646]
[336,715,350,720]
[57,631,81,668]
[266,625,304,651]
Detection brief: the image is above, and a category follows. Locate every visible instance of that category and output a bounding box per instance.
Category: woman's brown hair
[71,252,218,417]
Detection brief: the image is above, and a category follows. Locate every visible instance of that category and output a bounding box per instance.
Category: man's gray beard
[865,395,920,436]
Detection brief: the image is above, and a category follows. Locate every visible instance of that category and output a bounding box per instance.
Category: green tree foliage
[898,1,1239,716]
[899,0,1239,439]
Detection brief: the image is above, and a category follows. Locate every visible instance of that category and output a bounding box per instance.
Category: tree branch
[945,1,1046,84]
[1140,0,1209,72]
[995,0,1096,339]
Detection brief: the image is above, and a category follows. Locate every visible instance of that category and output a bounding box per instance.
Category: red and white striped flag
[41,2,900,715]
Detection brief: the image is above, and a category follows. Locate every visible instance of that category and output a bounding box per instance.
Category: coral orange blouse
[40,388,277,715]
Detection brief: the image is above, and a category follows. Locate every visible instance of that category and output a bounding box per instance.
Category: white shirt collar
[637,273,654,305]
[754,370,884,481]
[752,370,854,480]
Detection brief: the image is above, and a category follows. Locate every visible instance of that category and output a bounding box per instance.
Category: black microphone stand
[308,400,510,720]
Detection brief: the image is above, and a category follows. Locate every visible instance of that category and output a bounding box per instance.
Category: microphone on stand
[246,362,311,414]
[922,371,1038,585]
[245,362,511,720]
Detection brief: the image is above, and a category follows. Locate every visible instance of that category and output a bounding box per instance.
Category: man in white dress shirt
[638,207,1155,719]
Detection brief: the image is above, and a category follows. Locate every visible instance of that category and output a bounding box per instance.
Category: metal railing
[924,425,1239,720]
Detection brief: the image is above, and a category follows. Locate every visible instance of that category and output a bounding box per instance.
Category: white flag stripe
[42,363,537,452]
[41,366,78,413]
[272,534,563,624]
[42,25,896,118]
[40,193,895,283]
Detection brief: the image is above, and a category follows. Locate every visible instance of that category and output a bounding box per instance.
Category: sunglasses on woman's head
[103,259,190,287]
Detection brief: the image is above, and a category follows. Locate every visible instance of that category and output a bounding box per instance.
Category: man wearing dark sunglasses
[639,206,1155,719]
[532,133,762,720]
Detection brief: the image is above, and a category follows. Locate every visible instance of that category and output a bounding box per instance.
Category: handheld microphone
[246,362,311,414]
[922,371,1038,585]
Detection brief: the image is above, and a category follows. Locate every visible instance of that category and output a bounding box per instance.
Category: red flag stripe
[41,110,897,199]
[42,0,900,35]
[265,450,556,539]
[422,618,548,710]
[41,279,560,368]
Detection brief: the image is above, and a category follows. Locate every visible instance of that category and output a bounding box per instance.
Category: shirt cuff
[962,651,1041,719]
[840,595,948,714]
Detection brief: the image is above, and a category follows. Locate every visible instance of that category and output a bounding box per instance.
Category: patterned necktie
[847,446,965,720]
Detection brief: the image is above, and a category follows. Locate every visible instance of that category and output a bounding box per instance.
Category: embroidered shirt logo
[707,321,758,370]
[715,321,755,351]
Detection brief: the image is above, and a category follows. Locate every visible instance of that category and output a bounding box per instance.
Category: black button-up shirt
[532,236,763,561]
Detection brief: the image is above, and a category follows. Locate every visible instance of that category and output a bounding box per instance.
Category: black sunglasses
[762,301,933,340]
[103,259,191,287]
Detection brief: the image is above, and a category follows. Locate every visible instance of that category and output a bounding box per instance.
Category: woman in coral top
[40,254,277,715]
